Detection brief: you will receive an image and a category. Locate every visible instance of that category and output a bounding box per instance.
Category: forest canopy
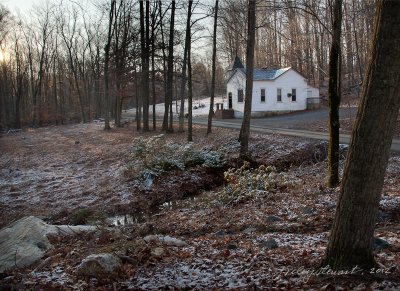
[0,0,374,129]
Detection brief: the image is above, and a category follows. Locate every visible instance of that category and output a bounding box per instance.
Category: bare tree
[140,0,150,131]
[239,0,256,159]
[327,0,342,187]
[103,0,116,130]
[139,0,148,131]
[151,0,159,131]
[0,5,11,129]
[0,4,10,46]
[187,22,193,142]
[112,2,133,127]
[323,0,400,270]
[59,7,88,123]
[178,0,193,133]
[12,36,26,129]
[207,0,219,135]
[162,0,175,132]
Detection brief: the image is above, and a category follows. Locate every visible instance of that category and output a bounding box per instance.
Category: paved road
[193,112,400,153]
[196,107,358,128]
[123,107,399,152]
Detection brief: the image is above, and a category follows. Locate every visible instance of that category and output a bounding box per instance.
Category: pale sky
[2,0,39,14]
[1,0,215,61]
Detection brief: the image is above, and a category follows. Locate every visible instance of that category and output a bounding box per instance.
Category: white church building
[226,57,320,118]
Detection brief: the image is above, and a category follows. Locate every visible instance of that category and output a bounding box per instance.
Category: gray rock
[326,202,337,211]
[144,235,187,247]
[373,237,390,250]
[266,215,282,222]
[377,211,391,222]
[0,216,54,273]
[215,230,225,236]
[151,247,165,257]
[259,238,279,250]
[76,253,122,278]
[300,207,315,215]
[0,216,98,273]
[242,227,257,234]
[227,244,238,250]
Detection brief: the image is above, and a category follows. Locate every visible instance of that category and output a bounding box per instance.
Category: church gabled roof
[228,57,303,83]
[228,67,291,83]
[230,56,244,70]
[252,67,291,80]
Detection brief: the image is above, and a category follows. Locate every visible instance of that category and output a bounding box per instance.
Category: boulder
[151,247,165,257]
[76,253,122,278]
[143,235,187,247]
[0,217,53,273]
[0,216,97,272]
[259,238,279,250]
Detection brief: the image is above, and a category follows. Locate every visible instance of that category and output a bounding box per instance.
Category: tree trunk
[178,45,188,133]
[207,0,219,135]
[151,1,158,131]
[103,0,116,130]
[142,0,150,131]
[239,0,256,158]
[159,0,168,131]
[352,0,364,87]
[187,16,193,142]
[328,0,342,187]
[135,63,142,132]
[323,0,400,270]
[140,0,146,131]
[179,0,193,133]
[163,1,175,132]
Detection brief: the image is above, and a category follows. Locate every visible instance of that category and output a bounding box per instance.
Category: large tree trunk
[323,0,400,270]
[207,0,219,135]
[239,0,256,158]
[328,0,342,187]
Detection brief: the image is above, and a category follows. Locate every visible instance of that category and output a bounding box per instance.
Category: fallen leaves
[0,122,399,289]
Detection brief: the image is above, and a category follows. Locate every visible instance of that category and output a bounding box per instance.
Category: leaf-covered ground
[0,121,399,290]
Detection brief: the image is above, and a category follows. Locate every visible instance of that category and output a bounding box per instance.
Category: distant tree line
[219,0,375,91]
[0,1,225,130]
[0,0,375,130]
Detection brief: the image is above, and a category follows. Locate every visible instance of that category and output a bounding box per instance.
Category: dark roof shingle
[236,67,290,80]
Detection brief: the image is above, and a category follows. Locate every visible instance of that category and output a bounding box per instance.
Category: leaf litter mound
[0,121,399,289]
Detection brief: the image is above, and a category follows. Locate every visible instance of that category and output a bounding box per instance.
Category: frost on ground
[0,122,134,226]
[0,121,399,289]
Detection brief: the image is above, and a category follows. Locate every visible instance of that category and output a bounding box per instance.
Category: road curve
[193,118,400,153]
